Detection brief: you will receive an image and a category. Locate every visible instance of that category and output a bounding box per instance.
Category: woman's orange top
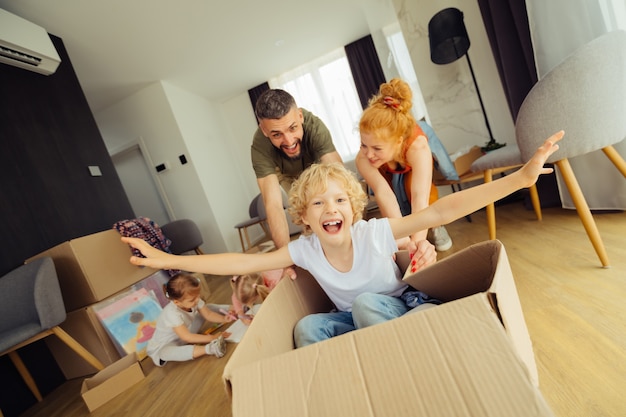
[379,124,438,206]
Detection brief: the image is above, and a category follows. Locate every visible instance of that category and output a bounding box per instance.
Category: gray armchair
[161,218,205,255]
[515,30,626,268]
[0,257,104,401]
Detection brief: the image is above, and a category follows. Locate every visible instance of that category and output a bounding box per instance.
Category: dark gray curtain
[477,0,537,121]
[478,0,561,207]
[345,35,386,109]
[248,82,270,123]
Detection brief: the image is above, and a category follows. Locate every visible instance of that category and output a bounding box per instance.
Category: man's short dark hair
[255,89,297,120]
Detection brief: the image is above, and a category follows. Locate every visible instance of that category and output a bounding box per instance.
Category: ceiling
[0,0,398,113]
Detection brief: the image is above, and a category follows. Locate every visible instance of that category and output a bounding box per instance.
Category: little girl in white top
[146,273,234,366]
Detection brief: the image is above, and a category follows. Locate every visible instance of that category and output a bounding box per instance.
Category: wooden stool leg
[556,159,610,268]
[483,169,496,240]
[237,229,246,252]
[8,351,43,402]
[51,326,105,371]
[602,145,626,177]
[242,227,252,252]
[529,184,543,221]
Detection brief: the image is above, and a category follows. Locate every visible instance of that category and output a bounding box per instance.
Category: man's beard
[283,151,303,161]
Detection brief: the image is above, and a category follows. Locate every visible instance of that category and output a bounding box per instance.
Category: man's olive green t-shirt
[251,108,337,190]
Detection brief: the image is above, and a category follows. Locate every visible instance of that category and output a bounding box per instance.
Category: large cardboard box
[26,230,157,311]
[81,353,145,412]
[223,240,553,417]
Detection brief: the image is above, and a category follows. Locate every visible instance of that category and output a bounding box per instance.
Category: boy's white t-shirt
[288,217,406,312]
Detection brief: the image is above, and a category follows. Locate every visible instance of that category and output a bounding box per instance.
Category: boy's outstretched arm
[390,131,563,240]
[120,236,294,276]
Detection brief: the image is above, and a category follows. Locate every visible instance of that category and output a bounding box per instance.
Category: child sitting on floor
[230,269,283,324]
[146,272,234,366]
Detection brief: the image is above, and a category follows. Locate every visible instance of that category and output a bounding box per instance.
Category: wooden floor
[17,201,626,417]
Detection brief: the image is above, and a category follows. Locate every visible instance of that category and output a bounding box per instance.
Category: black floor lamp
[428,7,506,152]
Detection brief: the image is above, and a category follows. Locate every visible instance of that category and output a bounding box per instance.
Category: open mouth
[323,220,342,233]
[282,143,299,154]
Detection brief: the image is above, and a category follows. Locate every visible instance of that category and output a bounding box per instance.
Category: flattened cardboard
[224,240,549,417]
[26,230,157,310]
[81,353,144,412]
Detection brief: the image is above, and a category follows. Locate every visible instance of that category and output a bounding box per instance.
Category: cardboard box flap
[81,353,144,412]
[229,295,553,417]
[399,240,500,301]
[223,269,334,395]
[82,353,138,390]
[489,243,539,385]
[399,240,538,386]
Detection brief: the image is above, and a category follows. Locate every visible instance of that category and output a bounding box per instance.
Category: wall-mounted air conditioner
[0,8,61,75]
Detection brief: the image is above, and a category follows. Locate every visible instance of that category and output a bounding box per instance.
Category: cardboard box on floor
[223,240,553,417]
[26,229,157,311]
[81,353,145,412]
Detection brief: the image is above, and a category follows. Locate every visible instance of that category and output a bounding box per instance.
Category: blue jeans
[294,292,409,348]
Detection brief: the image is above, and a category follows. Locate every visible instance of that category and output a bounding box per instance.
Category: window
[383,23,430,123]
[270,48,363,160]
[270,29,428,161]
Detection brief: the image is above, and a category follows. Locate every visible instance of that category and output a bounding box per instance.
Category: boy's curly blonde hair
[287,162,368,235]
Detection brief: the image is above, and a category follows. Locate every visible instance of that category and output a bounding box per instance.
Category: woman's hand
[121,236,175,270]
[406,239,437,273]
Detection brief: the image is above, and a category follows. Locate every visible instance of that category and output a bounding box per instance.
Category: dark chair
[160,218,205,255]
[234,194,270,252]
[0,257,105,401]
[255,188,302,237]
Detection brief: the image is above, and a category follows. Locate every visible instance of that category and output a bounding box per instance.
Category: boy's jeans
[294,292,409,348]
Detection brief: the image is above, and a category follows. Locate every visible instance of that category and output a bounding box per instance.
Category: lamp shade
[428,8,470,65]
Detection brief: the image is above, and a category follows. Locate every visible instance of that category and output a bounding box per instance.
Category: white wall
[393,0,515,155]
[162,83,255,252]
[96,81,231,253]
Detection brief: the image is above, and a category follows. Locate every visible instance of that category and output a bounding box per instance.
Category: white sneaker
[206,335,227,358]
[428,226,452,252]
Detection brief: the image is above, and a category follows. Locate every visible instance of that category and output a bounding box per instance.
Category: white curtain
[526,0,626,209]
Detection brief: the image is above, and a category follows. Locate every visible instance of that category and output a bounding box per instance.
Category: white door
[112,145,171,227]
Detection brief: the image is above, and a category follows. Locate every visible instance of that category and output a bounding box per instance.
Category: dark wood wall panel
[0,35,134,276]
[0,34,134,416]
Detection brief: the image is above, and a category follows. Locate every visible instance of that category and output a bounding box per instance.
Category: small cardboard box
[223,240,552,417]
[81,353,145,412]
[26,229,157,310]
[433,145,483,181]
